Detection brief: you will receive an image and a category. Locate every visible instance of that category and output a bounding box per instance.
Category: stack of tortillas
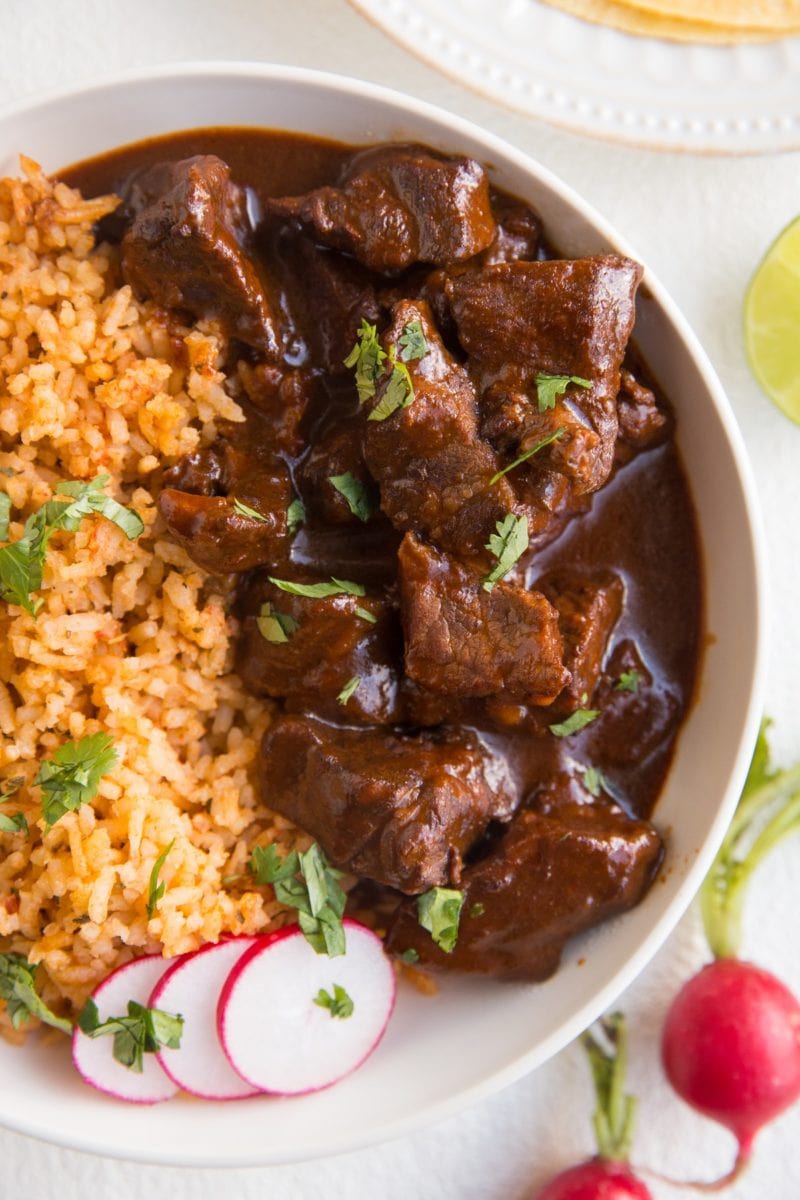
[542,0,800,41]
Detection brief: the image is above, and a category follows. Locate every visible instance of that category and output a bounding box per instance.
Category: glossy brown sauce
[62,127,704,823]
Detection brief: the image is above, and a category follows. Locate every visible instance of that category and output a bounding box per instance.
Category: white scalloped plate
[350,0,800,152]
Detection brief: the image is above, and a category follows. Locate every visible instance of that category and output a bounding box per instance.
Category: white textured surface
[0,1,799,1195]
[351,0,800,152]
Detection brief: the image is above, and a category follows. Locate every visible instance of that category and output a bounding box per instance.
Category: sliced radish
[150,936,262,1100]
[218,919,396,1095]
[72,954,178,1104]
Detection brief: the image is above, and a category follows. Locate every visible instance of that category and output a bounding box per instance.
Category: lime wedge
[744,214,800,424]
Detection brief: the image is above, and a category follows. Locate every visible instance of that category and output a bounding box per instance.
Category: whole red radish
[533,1013,653,1200]
[660,720,800,1188]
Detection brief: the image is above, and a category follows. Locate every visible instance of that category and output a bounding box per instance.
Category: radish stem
[700,724,800,959]
[582,1012,636,1161]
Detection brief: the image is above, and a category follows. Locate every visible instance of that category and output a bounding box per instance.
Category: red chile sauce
[61,127,704,823]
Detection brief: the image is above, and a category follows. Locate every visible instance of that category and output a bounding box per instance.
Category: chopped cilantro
[256,602,299,644]
[0,952,72,1033]
[397,319,429,362]
[146,840,174,919]
[399,948,420,964]
[0,780,26,833]
[482,513,529,592]
[77,996,183,1073]
[0,776,24,801]
[469,902,486,919]
[0,493,10,542]
[535,373,592,413]
[489,428,565,486]
[268,576,366,599]
[232,498,269,523]
[344,319,387,404]
[417,886,464,954]
[250,842,347,957]
[354,605,378,624]
[35,732,118,828]
[582,766,610,797]
[0,811,28,835]
[0,475,143,616]
[615,670,641,693]
[368,357,414,423]
[328,473,374,522]
[313,983,354,1019]
[287,497,305,536]
[337,676,361,706]
[550,708,599,737]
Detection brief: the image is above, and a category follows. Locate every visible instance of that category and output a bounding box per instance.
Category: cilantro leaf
[268,576,366,599]
[146,839,174,919]
[337,676,361,706]
[0,952,72,1033]
[0,811,28,834]
[550,708,599,737]
[328,473,374,522]
[469,902,485,919]
[256,602,299,644]
[251,843,301,886]
[615,670,641,694]
[0,776,24,801]
[354,605,377,624]
[399,948,419,964]
[0,476,143,616]
[35,732,118,828]
[368,359,414,423]
[0,493,10,542]
[489,428,565,486]
[417,887,464,954]
[52,476,144,540]
[582,766,611,797]
[313,983,354,1019]
[535,373,592,413]
[232,498,270,523]
[482,513,529,592]
[250,841,347,957]
[287,497,305,536]
[344,319,387,404]
[397,319,429,363]
[77,996,183,1073]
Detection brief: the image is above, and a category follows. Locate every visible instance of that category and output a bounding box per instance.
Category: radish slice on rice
[150,937,262,1100]
[72,955,178,1104]
[218,919,396,1095]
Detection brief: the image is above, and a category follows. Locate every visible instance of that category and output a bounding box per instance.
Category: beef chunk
[266,145,495,274]
[398,533,568,704]
[260,716,518,894]
[386,803,662,980]
[237,574,403,725]
[121,155,279,356]
[159,442,292,574]
[274,232,381,374]
[297,425,377,526]
[449,256,642,495]
[236,363,316,457]
[362,300,517,557]
[583,639,682,770]
[481,192,543,266]
[540,570,624,713]
[615,368,671,464]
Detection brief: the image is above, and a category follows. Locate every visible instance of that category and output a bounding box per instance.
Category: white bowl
[0,62,766,1167]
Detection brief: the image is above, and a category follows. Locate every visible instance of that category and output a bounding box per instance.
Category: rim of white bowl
[0,61,768,1166]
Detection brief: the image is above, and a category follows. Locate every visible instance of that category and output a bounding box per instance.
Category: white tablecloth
[1,2,799,1195]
